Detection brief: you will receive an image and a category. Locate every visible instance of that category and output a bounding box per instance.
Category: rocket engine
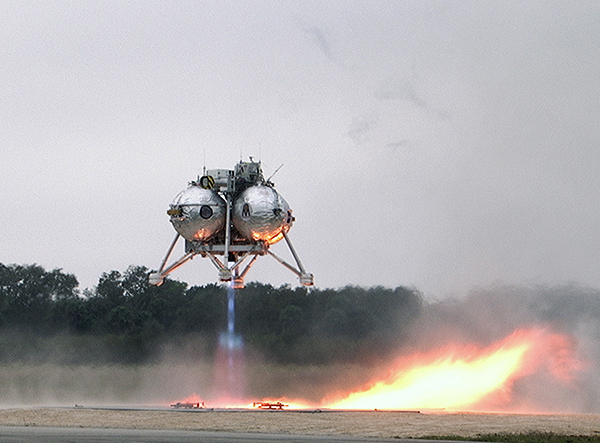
[149,159,313,288]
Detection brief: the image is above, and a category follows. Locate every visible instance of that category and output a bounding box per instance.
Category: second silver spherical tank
[232,185,293,245]
[169,186,226,242]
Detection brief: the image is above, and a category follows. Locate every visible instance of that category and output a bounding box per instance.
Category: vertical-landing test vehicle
[149,159,314,289]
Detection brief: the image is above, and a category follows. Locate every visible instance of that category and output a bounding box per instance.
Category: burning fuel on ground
[323,327,579,411]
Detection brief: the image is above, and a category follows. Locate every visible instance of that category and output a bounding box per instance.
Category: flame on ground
[323,328,582,411]
[169,327,583,411]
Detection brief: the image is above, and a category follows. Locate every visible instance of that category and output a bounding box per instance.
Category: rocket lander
[149,159,314,289]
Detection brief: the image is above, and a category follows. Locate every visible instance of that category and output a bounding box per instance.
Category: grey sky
[2,1,600,297]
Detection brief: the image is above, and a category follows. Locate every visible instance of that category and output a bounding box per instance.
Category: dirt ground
[0,408,598,439]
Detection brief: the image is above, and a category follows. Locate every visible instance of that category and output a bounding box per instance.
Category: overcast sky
[2,1,600,297]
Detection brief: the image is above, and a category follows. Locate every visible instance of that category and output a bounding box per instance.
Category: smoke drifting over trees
[0,262,599,412]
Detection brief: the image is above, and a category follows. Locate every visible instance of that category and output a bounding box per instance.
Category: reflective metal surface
[232,185,293,245]
[169,186,226,242]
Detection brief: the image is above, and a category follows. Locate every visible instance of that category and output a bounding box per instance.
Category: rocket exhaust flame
[211,283,246,405]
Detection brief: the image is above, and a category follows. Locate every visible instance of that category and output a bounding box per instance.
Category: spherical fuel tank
[168,186,226,242]
[232,185,293,245]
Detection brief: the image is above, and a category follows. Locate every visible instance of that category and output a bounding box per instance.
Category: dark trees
[0,263,423,365]
[0,263,78,332]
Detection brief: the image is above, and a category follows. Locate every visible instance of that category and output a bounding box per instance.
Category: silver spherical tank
[168,186,226,242]
[232,185,293,245]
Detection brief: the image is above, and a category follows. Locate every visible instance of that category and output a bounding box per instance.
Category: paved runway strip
[0,426,468,443]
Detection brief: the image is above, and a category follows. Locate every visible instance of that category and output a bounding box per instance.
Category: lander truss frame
[148,230,313,288]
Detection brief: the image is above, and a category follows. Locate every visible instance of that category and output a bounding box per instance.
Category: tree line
[0,263,423,365]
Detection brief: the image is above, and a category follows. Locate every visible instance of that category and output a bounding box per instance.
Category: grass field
[0,408,598,441]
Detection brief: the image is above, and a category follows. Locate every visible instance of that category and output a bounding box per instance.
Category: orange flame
[324,328,579,411]
[170,328,583,412]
